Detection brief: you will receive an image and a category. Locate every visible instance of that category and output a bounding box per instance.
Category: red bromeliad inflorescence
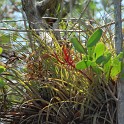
[52,44,75,68]
[51,45,92,82]
[62,45,75,67]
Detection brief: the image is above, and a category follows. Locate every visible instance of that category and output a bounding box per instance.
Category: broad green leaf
[96,55,106,64]
[110,55,122,79]
[112,56,121,66]
[0,66,6,74]
[116,52,124,60]
[0,47,3,54]
[110,62,121,78]
[102,53,111,65]
[0,78,6,88]
[88,47,95,59]
[87,29,103,47]
[71,37,86,54]
[76,60,92,70]
[104,60,111,79]
[94,42,105,59]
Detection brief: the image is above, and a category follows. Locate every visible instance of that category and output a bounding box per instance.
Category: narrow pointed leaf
[87,29,103,47]
[71,37,85,54]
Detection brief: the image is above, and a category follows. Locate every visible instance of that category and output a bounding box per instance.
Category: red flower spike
[62,45,75,66]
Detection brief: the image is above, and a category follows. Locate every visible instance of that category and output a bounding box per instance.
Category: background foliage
[0,0,124,124]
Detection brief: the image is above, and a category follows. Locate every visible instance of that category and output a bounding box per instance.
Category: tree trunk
[21,0,77,41]
[113,0,123,124]
[21,0,60,46]
[21,0,50,30]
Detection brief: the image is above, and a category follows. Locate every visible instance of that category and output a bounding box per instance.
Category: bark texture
[21,0,62,40]
[21,0,51,30]
[113,0,123,124]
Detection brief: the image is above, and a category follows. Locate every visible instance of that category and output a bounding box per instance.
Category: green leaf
[0,78,6,88]
[110,55,122,79]
[87,29,103,47]
[103,53,111,65]
[104,60,111,79]
[94,42,105,59]
[96,55,106,64]
[116,52,124,60]
[112,56,121,66]
[76,60,92,70]
[0,66,6,74]
[0,47,3,54]
[110,62,121,78]
[92,66,103,74]
[70,37,86,54]
[88,47,95,59]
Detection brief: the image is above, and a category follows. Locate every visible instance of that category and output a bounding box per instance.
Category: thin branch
[0,18,124,33]
[69,0,91,31]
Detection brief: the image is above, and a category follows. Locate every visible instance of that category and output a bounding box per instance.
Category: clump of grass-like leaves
[21,29,120,124]
[0,27,120,124]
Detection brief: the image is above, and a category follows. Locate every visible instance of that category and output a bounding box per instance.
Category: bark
[21,0,49,30]
[21,0,62,41]
[113,0,123,124]
[21,0,77,41]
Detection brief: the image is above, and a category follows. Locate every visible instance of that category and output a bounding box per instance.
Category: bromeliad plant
[51,28,122,123]
[69,28,122,123]
[70,29,122,81]
[0,28,121,124]
[53,28,122,82]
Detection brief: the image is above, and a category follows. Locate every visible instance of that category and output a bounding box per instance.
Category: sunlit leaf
[110,62,121,78]
[110,55,122,79]
[104,60,111,79]
[0,47,3,54]
[71,37,86,54]
[87,29,103,47]
[112,56,121,66]
[116,52,124,60]
[76,60,92,70]
[94,42,105,59]
[88,47,95,59]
